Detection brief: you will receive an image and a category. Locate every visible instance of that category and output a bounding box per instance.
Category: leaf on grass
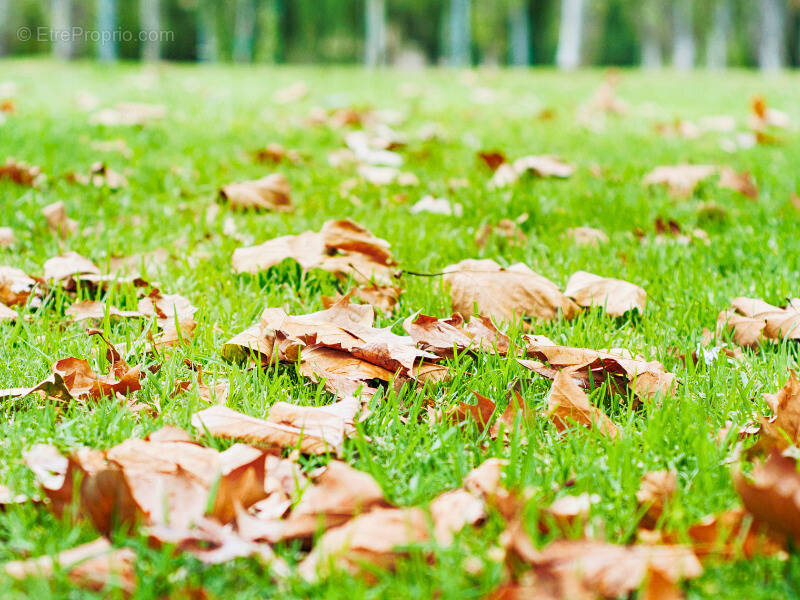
[298,345,394,399]
[734,451,800,543]
[564,271,646,317]
[409,195,462,217]
[43,201,78,237]
[89,102,166,126]
[477,150,507,171]
[66,300,144,323]
[428,488,486,545]
[637,470,677,528]
[489,155,574,187]
[251,143,304,165]
[219,173,292,212]
[546,371,619,438]
[0,226,15,248]
[0,266,38,306]
[519,337,676,401]
[0,371,74,403]
[0,302,16,321]
[321,284,402,316]
[718,167,758,199]
[191,404,345,455]
[717,297,800,347]
[443,258,579,323]
[403,313,510,357]
[52,356,142,401]
[0,158,43,186]
[233,219,398,285]
[138,289,197,327]
[566,226,608,246]
[64,162,127,189]
[475,219,527,248]
[43,251,100,283]
[3,537,135,593]
[642,164,717,196]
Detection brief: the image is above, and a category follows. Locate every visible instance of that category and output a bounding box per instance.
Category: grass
[1,58,800,598]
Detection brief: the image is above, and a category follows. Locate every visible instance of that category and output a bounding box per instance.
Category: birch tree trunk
[52,0,72,59]
[447,0,471,66]
[233,0,255,62]
[640,0,662,68]
[197,0,218,62]
[556,0,583,70]
[97,0,117,61]
[672,0,695,70]
[705,0,730,69]
[0,0,10,56]
[508,0,530,66]
[365,0,387,66]
[140,0,161,61]
[758,0,785,71]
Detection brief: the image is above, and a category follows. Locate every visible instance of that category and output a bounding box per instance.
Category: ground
[1,60,800,598]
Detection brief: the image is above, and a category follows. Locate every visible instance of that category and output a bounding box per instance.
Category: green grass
[1,59,800,598]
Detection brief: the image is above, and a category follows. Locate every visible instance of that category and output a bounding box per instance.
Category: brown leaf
[675,508,785,559]
[0,266,38,306]
[0,302,16,322]
[520,338,675,401]
[428,488,485,544]
[233,219,397,285]
[717,297,800,347]
[66,300,144,323]
[443,258,579,323]
[3,537,135,593]
[43,201,78,237]
[475,219,527,248]
[0,227,15,248]
[219,173,292,211]
[0,157,43,186]
[89,102,166,126]
[718,167,758,199]
[321,284,401,316]
[191,404,344,455]
[298,345,394,399]
[643,164,717,196]
[565,271,646,317]
[0,371,74,403]
[637,470,678,528]
[463,458,508,498]
[64,162,127,189]
[757,372,800,452]
[52,356,142,401]
[477,150,507,171]
[43,251,100,283]
[251,143,303,165]
[489,155,574,187]
[734,451,800,542]
[546,371,619,438]
[566,226,608,246]
[450,391,498,429]
[403,313,510,357]
[138,289,197,327]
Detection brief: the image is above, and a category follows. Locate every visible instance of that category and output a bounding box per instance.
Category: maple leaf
[443,259,579,323]
[717,297,800,347]
[565,271,646,317]
[403,312,510,357]
[546,371,619,438]
[219,173,292,211]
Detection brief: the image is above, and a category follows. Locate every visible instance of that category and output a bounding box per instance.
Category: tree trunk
[640,0,662,68]
[508,0,530,66]
[556,0,583,70]
[255,0,281,63]
[52,0,72,59]
[365,0,387,66]
[706,0,730,69]
[97,0,117,61]
[672,0,695,70]
[447,0,471,66]
[0,0,9,56]
[140,0,161,61]
[197,0,218,62]
[758,0,785,71]
[233,0,255,62]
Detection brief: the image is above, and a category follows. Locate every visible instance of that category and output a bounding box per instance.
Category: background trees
[0,0,798,69]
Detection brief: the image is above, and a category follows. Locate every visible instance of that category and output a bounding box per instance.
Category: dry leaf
[0,158,43,186]
[298,344,395,399]
[66,300,144,323]
[490,155,574,187]
[443,258,578,323]
[546,371,619,438]
[252,143,303,165]
[477,150,507,171]
[428,488,485,544]
[0,226,16,248]
[757,372,800,452]
[0,302,16,321]
[643,164,716,196]
[43,251,100,283]
[519,338,675,401]
[565,271,646,317]
[90,102,166,126]
[718,167,758,199]
[4,537,135,593]
[233,219,397,285]
[410,195,462,217]
[403,313,510,357]
[322,284,401,316]
[42,201,78,237]
[219,173,292,211]
[566,226,608,246]
[0,266,38,306]
[717,297,800,347]
[637,470,677,528]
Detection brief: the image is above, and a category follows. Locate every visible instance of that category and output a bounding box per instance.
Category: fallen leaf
[0,266,38,306]
[718,167,758,199]
[428,488,485,544]
[477,150,507,171]
[566,226,608,246]
[43,251,100,283]
[490,155,574,187]
[66,300,144,323]
[0,226,16,248]
[3,537,135,593]
[219,173,292,211]
[637,470,677,528]
[42,201,78,237]
[233,219,397,285]
[90,102,166,126]
[475,219,526,248]
[717,297,800,347]
[546,371,619,438]
[443,258,579,323]
[0,158,43,186]
[409,195,462,217]
[564,271,646,317]
[322,284,401,316]
[252,143,303,165]
[643,164,716,196]
[298,344,395,399]
[403,313,510,357]
[756,372,800,452]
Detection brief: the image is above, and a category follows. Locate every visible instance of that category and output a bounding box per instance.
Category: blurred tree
[365,0,387,65]
[556,0,583,68]
[233,0,255,61]
[97,0,117,61]
[639,0,665,67]
[52,0,72,58]
[254,0,283,62]
[672,0,695,70]
[706,0,731,68]
[507,0,530,65]
[197,0,219,61]
[759,0,786,69]
[474,0,506,64]
[140,0,161,61]
[0,0,8,56]
[447,0,471,65]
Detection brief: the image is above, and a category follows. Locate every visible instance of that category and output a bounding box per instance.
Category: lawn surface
[1,60,800,598]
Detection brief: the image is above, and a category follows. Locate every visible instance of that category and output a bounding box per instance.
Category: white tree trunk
[52,0,72,59]
[642,38,662,68]
[365,0,386,66]
[672,1,695,70]
[640,0,662,68]
[758,0,785,71]
[97,0,117,61]
[197,0,218,62]
[447,0,471,66]
[0,0,10,56]
[233,0,255,62]
[508,0,530,66]
[556,0,583,70]
[706,0,730,69]
[140,0,161,61]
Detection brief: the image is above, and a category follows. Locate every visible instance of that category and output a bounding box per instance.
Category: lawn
[1,59,800,598]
